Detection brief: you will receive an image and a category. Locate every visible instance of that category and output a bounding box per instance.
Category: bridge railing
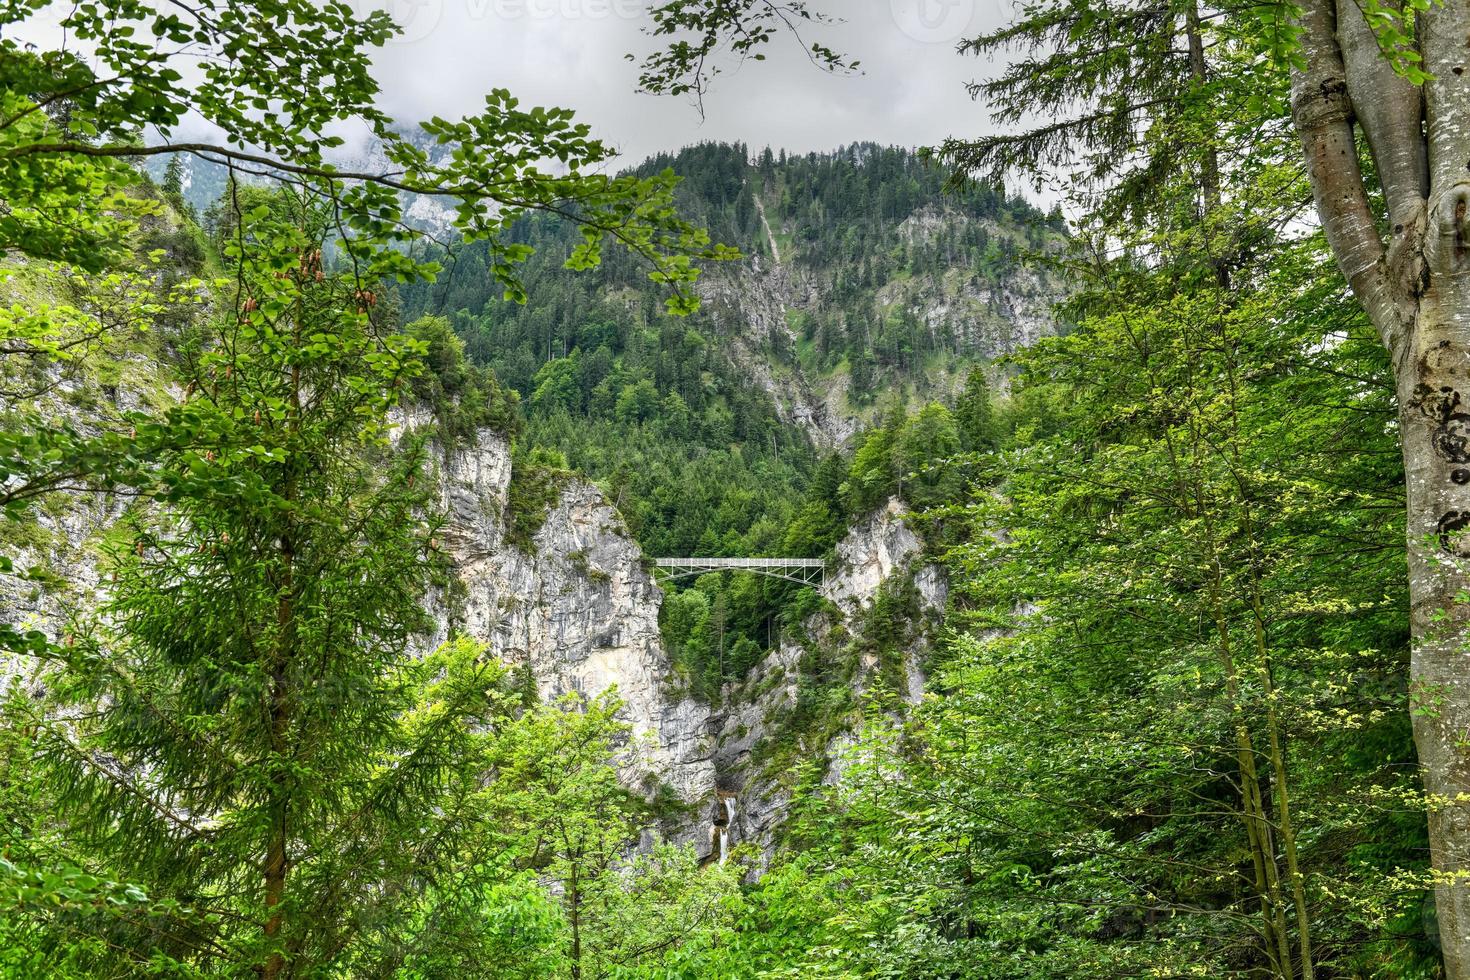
[653,558,825,570]
[652,557,826,586]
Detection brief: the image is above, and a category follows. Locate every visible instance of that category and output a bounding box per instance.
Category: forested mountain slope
[157,142,1062,568]
[370,143,1060,701]
[401,142,1065,448]
[0,177,957,891]
[6,143,1437,979]
[5,0,1459,971]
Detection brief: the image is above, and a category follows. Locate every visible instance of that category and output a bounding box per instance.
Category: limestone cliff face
[410,426,949,864]
[420,427,717,808]
[709,498,948,865]
[695,252,849,447]
[0,285,179,665]
[827,498,931,617]
[4,406,941,864]
[416,429,949,863]
[697,203,1062,449]
[0,489,122,663]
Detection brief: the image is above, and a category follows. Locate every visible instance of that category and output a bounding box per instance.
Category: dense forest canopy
[390,141,1056,698]
[0,0,1465,977]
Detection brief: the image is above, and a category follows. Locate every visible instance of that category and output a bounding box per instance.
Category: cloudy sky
[358,0,1021,168]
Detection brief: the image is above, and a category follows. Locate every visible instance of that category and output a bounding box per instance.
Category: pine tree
[13,193,508,975]
[955,366,997,452]
[160,155,185,202]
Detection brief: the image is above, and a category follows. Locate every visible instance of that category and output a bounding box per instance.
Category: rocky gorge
[2,403,946,867]
[424,424,947,863]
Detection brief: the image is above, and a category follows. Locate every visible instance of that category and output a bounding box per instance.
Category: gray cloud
[19,0,1060,204]
[358,0,1020,166]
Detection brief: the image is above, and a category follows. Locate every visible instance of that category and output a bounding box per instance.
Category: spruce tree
[12,192,508,975]
[955,366,997,452]
[160,156,185,202]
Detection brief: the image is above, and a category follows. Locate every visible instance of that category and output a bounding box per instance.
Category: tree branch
[1291,0,1410,362]
[1335,0,1426,230]
[1420,1,1470,197]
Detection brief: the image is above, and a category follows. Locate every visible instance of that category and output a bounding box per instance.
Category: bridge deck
[654,558,825,570]
[652,557,826,585]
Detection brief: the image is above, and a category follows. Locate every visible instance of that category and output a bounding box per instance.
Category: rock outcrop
[697,214,1059,448]
[707,497,947,865]
[421,433,948,864]
[4,404,943,865]
[422,429,717,808]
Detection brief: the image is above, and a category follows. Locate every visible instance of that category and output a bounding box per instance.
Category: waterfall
[719,796,736,864]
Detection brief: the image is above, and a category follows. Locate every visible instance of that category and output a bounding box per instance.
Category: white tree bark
[1334,0,1426,228]
[1294,0,1470,972]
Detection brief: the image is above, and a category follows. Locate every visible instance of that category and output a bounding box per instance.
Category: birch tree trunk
[1292,0,1470,970]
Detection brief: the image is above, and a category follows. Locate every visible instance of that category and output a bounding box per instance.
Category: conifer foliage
[8,190,504,975]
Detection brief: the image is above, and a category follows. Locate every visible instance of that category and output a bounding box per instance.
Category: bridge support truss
[652,557,826,588]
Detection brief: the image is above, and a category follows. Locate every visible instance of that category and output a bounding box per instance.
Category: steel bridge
[652,557,826,588]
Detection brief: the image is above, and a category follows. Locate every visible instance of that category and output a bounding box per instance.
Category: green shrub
[405,314,522,445]
[505,447,570,553]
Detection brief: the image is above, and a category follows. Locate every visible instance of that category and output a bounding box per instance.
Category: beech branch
[1291,0,1409,362]
[1334,0,1426,231]
[1420,1,1470,196]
